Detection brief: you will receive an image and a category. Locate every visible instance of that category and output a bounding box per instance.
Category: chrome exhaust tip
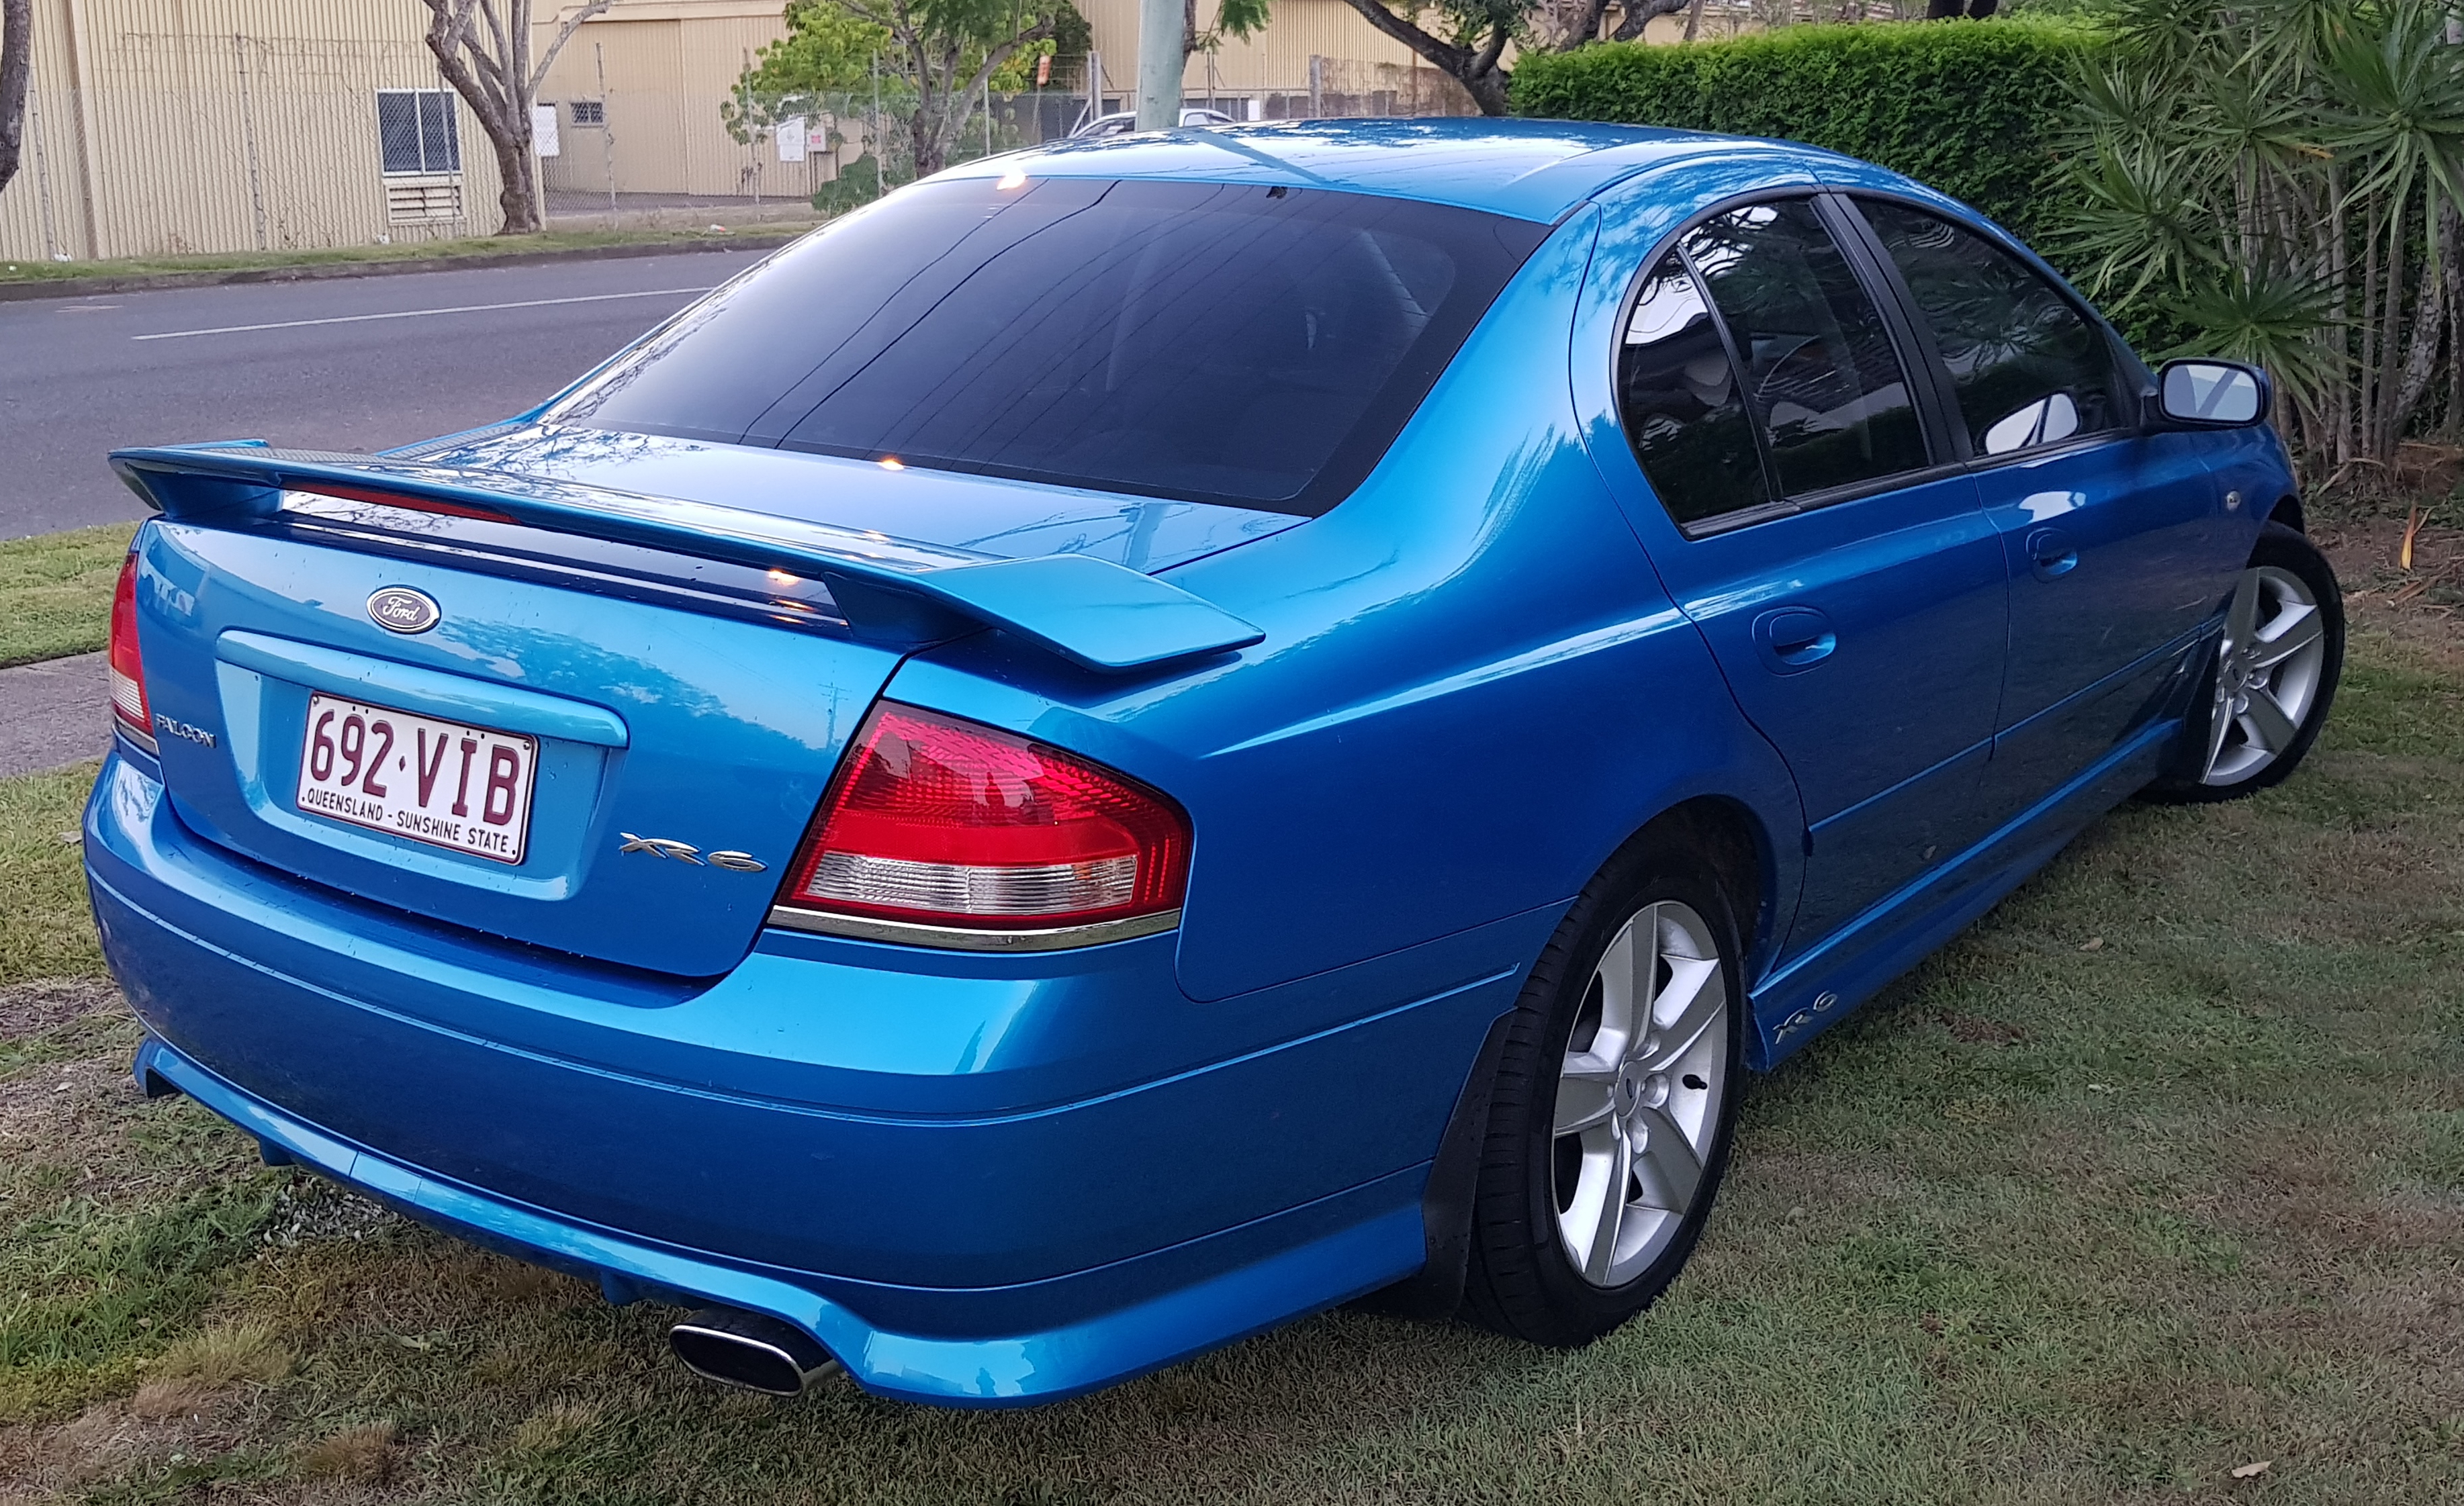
[668,1308,839,1397]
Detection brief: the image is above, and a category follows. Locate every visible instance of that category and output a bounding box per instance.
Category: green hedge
[1509,20,2102,246]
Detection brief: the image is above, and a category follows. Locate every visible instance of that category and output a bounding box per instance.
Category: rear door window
[1616,197,1931,530]
[1856,199,2129,457]
[1684,199,1930,498]
[549,177,1546,516]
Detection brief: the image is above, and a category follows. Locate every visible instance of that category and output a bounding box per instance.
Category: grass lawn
[0,526,138,669]
[0,569,2456,1501]
[0,226,814,288]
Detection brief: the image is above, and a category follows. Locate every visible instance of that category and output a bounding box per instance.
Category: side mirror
[2156,360,2269,427]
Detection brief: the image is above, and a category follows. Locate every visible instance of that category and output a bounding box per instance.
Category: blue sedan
[87,120,2341,1405]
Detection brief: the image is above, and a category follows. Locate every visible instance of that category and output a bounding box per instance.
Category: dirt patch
[2315,514,2464,667]
[0,1388,244,1496]
[0,977,120,1044]
[0,1051,148,1185]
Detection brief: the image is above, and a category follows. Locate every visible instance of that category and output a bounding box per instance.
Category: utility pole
[596,42,616,216]
[1134,0,1181,130]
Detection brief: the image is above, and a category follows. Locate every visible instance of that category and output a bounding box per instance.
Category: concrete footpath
[0,653,109,778]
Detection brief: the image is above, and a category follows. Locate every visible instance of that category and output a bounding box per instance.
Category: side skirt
[1747,711,2180,1068]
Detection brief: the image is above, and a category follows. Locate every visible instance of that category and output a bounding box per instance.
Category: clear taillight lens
[108,549,156,751]
[776,704,1189,933]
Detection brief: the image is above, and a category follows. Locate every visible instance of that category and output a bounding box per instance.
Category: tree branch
[1326,0,1474,79]
[1610,0,1687,43]
[529,0,616,95]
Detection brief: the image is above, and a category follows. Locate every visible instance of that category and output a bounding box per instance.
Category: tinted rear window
[549,177,1547,516]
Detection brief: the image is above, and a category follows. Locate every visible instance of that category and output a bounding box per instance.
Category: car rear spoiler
[108,442,1265,674]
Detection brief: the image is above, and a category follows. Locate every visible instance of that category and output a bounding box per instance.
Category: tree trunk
[0,0,30,197]
[905,19,1049,178]
[420,0,611,236]
[490,128,543,235]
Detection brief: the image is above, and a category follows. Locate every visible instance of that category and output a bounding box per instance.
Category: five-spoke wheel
[1462,831,1745,1346]
[1550,900,1729,1288]
[2203,562,2329,786]
[2148,519,2344,804]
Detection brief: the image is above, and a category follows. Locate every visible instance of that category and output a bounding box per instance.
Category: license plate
[295,693,538,865]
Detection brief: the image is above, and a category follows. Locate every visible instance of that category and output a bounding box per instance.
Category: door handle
[2026,526,2079,581]
[1751,607,1837,675]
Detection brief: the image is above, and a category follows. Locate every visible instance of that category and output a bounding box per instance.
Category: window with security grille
[571,99,606,127]
[377,89,461,176]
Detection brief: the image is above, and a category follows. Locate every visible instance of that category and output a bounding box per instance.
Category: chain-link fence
[540,54,1479,224]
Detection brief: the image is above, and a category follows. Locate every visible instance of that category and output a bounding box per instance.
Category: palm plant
[2057,0,2464,476]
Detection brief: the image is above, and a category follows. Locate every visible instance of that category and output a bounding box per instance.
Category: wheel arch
[1357,786,1780,1325]
[1627,794,1774,988]
[2267,492,2306,534]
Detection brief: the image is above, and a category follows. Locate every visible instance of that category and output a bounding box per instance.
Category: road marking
[132,286,716,342]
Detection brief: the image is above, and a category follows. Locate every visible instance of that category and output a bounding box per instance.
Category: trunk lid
[117,439,1285,977]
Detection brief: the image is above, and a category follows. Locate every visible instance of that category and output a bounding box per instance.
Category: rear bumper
[130,1035,1423,1406]
[85,751,1535,1405]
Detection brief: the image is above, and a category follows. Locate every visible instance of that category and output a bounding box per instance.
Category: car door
[1606,195,2009,957]
[1843,197,2243,820]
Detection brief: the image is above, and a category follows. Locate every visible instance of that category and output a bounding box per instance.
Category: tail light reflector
[775,704,1189,941]
[109,549,157,752]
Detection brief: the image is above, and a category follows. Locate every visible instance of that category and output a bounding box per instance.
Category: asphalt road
[0,249,776,538]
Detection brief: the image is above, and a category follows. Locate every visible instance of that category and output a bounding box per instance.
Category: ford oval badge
[367,587,441,634]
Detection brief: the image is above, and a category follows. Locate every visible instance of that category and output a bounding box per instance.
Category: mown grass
[0,766,107,983]
[0,623,2456,1503]
[0,526,138,667]
[0,226,814,287]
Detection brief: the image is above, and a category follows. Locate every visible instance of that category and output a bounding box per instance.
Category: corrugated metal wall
[0,0,506,263]
[535,4,805,203]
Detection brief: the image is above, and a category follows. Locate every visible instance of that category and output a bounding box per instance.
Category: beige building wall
[0,0,1524,263]
[533,1,817,202]
[0,0,505,263]
[1080,0,1450,103]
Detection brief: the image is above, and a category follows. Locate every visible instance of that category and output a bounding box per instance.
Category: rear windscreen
[549,177,1548,516]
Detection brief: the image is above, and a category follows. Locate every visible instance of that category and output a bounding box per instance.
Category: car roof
[937,117,1879,224]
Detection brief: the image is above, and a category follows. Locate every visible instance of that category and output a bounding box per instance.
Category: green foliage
[1214,0,1271,42]
[2059,0,2464,467]
[747,0,897,96]
[812,154,884,213]
[1510,21,2103,246]
[1050,0,1093,56]
[729,0,1085,177]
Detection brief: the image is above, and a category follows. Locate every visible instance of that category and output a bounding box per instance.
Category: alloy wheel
[1550,899,1731,1288]
[2204,564,2328,786]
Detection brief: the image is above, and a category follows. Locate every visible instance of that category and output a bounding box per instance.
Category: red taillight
[776,704,1189,936]
[108,549,156,751]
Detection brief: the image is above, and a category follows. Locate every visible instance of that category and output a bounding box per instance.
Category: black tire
[2144,520,2344,804]
[1459,831,1747,1348]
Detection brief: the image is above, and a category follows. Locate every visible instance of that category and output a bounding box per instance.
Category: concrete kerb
[0,230,813,305]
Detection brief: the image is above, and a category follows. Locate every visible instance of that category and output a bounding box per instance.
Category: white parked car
[1070,107,1235,138]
